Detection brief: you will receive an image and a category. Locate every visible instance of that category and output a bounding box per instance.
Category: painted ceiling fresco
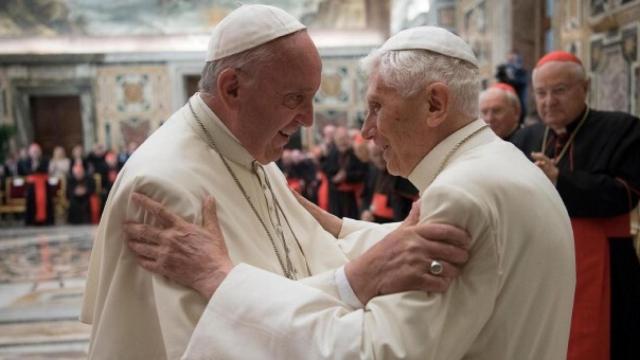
[0,0,370,38]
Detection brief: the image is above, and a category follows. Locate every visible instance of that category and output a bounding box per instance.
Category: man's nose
[297,101,314,127]
[361,116,376,140]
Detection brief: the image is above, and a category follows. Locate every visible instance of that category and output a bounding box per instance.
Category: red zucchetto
[535,51,583,68]
[490,82,517,94]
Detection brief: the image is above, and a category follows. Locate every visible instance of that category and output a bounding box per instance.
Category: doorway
[29,95,83,156]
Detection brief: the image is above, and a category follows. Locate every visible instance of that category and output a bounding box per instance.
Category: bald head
[479,87,520,139]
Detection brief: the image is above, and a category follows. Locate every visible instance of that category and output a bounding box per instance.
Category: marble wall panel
[590,24,638,113]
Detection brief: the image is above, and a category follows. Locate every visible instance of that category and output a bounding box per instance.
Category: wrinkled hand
[346,202,471,304]
[531,152,559,185]
[124,192,233,300]
[291,189,342,237]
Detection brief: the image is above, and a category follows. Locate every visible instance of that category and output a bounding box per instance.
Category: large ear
[216,67,242,110]
[425,82,449,127]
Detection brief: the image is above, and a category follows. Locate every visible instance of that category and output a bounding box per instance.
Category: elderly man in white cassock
[81,5,473,359]
[124,25,577,360]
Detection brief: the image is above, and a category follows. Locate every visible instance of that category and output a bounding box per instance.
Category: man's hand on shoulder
[346,202,471,305]
[124,192,233,300]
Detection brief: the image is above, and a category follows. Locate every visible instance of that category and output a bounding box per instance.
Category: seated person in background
[67,164,95,225]
[19,143,53,225]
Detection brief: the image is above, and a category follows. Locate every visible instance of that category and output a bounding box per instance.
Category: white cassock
[181,120,577,359]
[82,92,575,359]
[81,93,394,359]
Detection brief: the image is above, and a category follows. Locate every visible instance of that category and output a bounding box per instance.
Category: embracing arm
[180,185,494,359]
[125,187,480,359]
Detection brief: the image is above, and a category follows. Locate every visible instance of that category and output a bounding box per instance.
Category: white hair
[198,45,275,93]
[198,30,307,93]
[479,87,521,111]
[360,49,480,118]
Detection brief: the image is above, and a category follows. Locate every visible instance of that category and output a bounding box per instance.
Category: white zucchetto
[205,4,306,62]
[381,26,478,68]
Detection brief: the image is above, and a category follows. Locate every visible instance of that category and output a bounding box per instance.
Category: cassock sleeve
[556,170,638,217]
[555,119,640,217]
[82,172,208,359]
[181,183,500,360]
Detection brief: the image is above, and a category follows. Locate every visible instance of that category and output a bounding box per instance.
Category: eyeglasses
[480,107,506,118]
[534,82,581,99]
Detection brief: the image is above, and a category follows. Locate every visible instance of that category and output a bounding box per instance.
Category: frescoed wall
[95,65,172,150]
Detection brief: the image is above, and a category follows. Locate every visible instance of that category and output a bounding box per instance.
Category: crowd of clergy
[0,142,137,225]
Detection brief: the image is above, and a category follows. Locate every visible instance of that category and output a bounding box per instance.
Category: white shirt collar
[189,92,255,170]
[408,119,493,193]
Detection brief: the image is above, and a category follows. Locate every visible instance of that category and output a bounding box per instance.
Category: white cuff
[334,266,363,309]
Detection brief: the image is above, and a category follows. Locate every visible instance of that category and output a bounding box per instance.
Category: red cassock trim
[90,194,101,224]
[286,178,302,194]
[372,193,394,219]
[567,213,630,360]
[336,182,364,208]
[26,174,48,223]
[318,172,329,211]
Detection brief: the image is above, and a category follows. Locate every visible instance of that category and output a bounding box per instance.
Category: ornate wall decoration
[564,0,582,30]
[635,65,640,115]
[115,74,151,113]
[591,39,604,71]
[590,24,638,113]
[623,27,638,62]
[96,65,170,149]
[461,1,490,69]
[0,0,375,38]
[305,58,366,148]
[119,118,150,148]
[314,65,351,106]
[591,0,609,17]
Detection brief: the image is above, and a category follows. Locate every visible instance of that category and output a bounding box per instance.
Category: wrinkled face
[235,31,322,164]
[479,89,519,139]
[533,61,588,130]
[367,141,386,170]
[361,70,430,177]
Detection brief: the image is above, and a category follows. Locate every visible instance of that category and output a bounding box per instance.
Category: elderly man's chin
[542,114,570,128]
[384,158,404,177]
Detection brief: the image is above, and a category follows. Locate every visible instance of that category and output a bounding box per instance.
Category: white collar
[188,93,256,171]
[408,119,494,193]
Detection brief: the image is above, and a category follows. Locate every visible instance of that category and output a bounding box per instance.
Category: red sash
[372,193,394,219]
[567,213,630,360]
[90,195,101,224]
[108,170,118,183]
[287,178,302,194]
[318,172,329,211]
[336,182,364,208]
[26,174,48,223]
